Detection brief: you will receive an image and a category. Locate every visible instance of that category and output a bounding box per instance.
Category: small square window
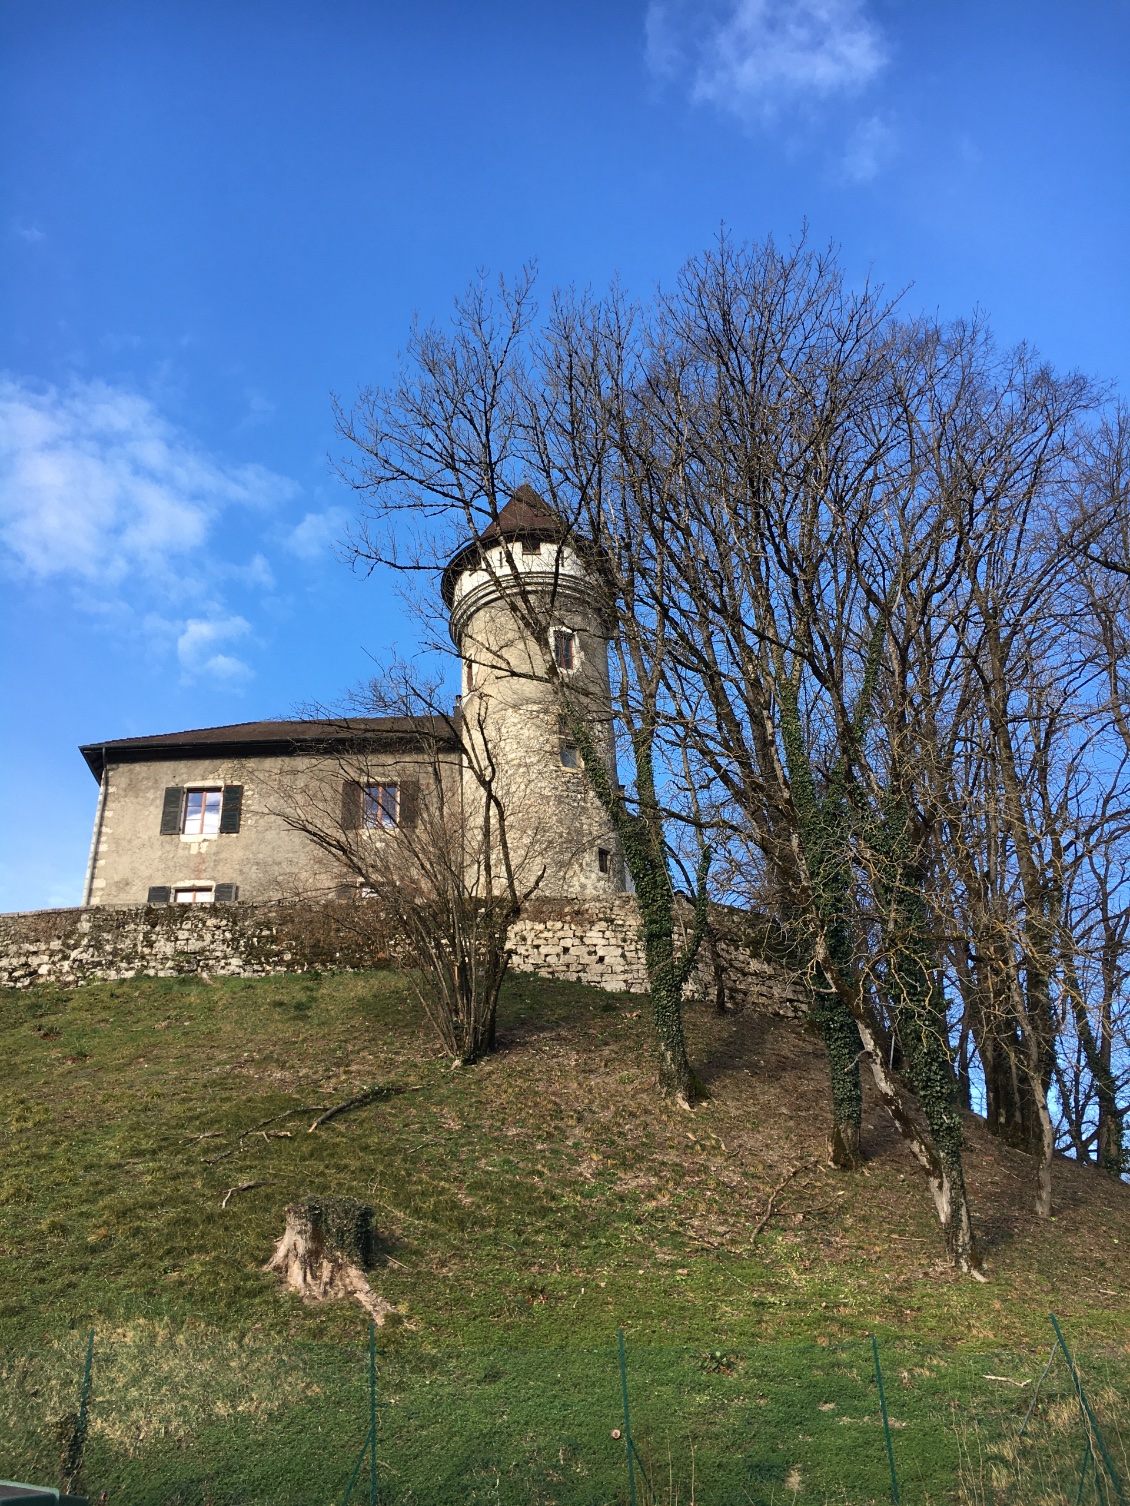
[183,788,222,836]
[174,886,214,904]
[553,629,576,671]
[597,848,611,874]
[522,538,541,555]
[364,783,399,829]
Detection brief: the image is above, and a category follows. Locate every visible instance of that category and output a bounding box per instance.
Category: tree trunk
[643,921,698,1105]
[978,1032,1045,1154]
[265,1197,393,1321]
[815,937,983,1274]
[814,969,864,1169]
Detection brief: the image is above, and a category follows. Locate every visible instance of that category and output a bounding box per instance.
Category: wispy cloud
[647,0,887,121]
[0,375,294,584]
[285,505,348,560]
[0,374,299,684]
[841,112,895,181]
[176,615,254,683]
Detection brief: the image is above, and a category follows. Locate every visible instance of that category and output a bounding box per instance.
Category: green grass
[2,968,1128,1502]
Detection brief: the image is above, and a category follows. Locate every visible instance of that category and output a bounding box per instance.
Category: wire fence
[2,1316,1126,1505]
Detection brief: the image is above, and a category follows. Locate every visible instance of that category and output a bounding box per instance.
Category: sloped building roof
[79,715,459,782]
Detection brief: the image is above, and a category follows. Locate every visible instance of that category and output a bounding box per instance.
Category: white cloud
[285,505,348,560]
[841,112,895,182]
[647,0,887,121]
[176,615,253,683]
[0,375,295,586]
[0,374,300,687]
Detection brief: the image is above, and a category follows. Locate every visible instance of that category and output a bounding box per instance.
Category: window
[161,785,242,836]
[598,848,611,874]
[183,788,222,836]
[558,717,580,769]
[553,629,576,671]
[174,886,214,904]
[522,538,541,555]
[364,783,399,829]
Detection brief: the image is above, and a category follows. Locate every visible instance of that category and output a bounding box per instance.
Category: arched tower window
[553,629,576,671]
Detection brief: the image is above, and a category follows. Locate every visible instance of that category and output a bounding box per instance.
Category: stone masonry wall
[507,896,809,1018]
[0,900,396,990]
[0,897,809,1019]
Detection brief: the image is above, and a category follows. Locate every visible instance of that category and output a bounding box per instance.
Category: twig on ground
[308,1084,383,1133]
[204,1107,324,1164]
[186,1131,223,1143]
[221,1180,269,1209]
[751,1161,816,1241]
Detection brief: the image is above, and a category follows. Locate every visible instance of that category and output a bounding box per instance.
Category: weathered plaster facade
[80,725,462,908]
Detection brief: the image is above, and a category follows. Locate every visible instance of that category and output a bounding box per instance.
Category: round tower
[441,485,626,899]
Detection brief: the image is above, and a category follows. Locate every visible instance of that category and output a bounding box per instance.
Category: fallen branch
[751,1162,816,1241]
[204,1107,324,1165]
[308,1085,383,1133]
[221,1180,269,1209]
[984,1374,1030,1387]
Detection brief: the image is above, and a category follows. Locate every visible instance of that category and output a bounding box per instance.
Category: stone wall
[0,897,809,1019]
[0,900,396,991]
[507,896,809,1018]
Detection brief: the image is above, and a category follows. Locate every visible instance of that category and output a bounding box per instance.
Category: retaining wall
[0,897,809,1018]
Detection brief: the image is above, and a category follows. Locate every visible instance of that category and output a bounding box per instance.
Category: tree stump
[265,1196,393,1322]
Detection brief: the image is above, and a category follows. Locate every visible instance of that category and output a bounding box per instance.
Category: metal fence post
[1051,1313,1126,1505]
[871,1334,900,1505]
[618,1329,637,1506]
[370,1322,378,1506]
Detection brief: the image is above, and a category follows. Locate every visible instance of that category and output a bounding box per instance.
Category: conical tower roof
[441,485,567,604]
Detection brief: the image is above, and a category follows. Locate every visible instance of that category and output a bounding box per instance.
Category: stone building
[80,488,627,908]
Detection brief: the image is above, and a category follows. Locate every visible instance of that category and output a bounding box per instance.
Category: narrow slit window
[364,783,400,829]
[182,788,222,836]
[598,848,611,874]
[558,716,580,769]
[553,629,576,671]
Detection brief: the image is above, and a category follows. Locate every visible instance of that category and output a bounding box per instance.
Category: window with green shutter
[160,787,184,835]
[214,883,239,903]
[219,785,243,833]
[147,885,171,904]
[341,780,363,830]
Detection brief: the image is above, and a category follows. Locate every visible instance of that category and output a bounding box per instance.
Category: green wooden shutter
[147,885,171,905]
[398,779,419,828]
[160,787,183,835]
[341,780,363,831]
[214,882,239,903]
[219,785,243,833]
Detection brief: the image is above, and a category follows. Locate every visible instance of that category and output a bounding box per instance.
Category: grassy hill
[2,967,1127,1504]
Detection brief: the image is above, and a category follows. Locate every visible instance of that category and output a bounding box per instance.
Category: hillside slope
[2,968,1127,1503]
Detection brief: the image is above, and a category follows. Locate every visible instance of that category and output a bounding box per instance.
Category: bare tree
[271,672,545,1064]
[327,233,1130,1268]
[335,276,712,1105]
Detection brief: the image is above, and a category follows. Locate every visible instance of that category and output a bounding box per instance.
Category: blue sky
[1,0,1127,911]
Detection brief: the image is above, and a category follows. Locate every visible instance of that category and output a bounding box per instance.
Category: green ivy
[562,701,709,1101]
